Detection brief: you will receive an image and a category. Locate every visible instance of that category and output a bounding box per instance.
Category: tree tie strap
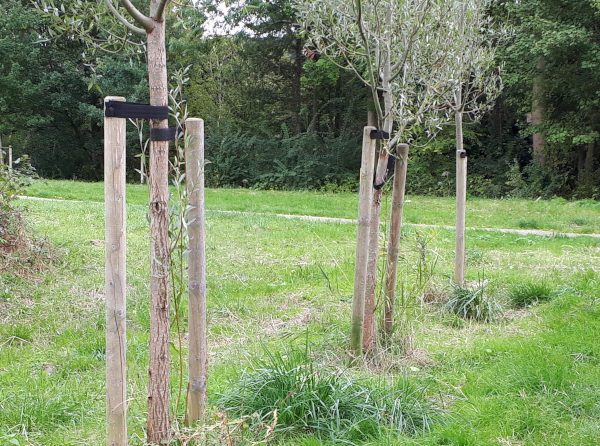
[104,100,169,120]
[150,126,184,141]
[370,129,390,140]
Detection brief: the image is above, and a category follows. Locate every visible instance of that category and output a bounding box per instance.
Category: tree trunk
[578,146,587,178]
[294,38,303,134]
[146,5,171,444]
[363,48,394,353]
[585,142,595,176]
[383,144,408,337]
[309,87,318,133]
[532,57,547,167]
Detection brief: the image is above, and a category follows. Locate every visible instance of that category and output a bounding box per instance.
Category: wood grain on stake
[185,118,208,424]
[104,96,127,446]
[455,108,467,286]
[350,126,376,362]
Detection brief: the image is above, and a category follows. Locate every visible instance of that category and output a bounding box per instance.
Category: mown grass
[26,179,600,234]
[1,183,599,445]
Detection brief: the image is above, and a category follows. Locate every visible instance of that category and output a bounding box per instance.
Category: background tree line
[1,0,600,199]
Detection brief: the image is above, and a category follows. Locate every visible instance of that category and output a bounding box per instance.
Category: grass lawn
[1,182,599,445]
[26,179,600,234]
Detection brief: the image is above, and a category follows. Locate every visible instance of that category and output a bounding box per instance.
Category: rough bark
[146,4,171,443]
[294,38,303,134]
[367,111,376,127]
[532,57,547,167]
[383,144,408,337]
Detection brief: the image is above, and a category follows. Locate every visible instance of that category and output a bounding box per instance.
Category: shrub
[216,345,444,443]
[508,282,553,308]
[0,156,36,249]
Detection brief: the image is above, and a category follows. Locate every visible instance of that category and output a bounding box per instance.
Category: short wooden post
[0,134,3,165]
[8,146,12,168]
[349,126,377,363]
[383,143,409,335]
[455,111,467,285]
[185,118,208,424]
[104,96,127,446]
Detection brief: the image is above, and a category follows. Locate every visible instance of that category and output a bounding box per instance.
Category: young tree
[38,0,195,442]
[441,0,502,285]
[297,0,462,355]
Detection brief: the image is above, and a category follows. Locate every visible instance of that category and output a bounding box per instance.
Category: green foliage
[217,344,443,442]
[301,59,339,88]
[0,157,36,248]
[204,125,361,190]
[0,157,36,210]
[509,282,553,308]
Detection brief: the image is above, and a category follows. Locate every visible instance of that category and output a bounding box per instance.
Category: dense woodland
[1,0,600,199]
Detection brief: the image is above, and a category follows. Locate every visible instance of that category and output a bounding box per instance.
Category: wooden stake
[185,118,208,424]
[104,96,127,446]
[350,126,376,363]
[8,146,12,169]
[455,110,467,285]
[383,144,409,335]
[0,134,3,165]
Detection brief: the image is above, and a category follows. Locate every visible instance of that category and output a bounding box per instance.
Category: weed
[445,279,503,322]
[391,230,440,352]
[508,282,553,308]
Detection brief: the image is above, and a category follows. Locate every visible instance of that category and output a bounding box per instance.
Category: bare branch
[355,0,383,122]
[105,0,146,35]
[118,0,154,31]
[152,0,170,21]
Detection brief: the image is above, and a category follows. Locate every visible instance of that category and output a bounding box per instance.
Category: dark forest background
[1,0,600,199]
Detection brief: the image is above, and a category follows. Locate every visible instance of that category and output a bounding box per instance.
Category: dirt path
[18,196,600,239]
[212,210,600,239]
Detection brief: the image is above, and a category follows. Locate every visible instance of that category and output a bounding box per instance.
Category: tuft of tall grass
[518,219,539,229]
[508,282,553,308]
[445,280,502,322]
[216,344,444,444]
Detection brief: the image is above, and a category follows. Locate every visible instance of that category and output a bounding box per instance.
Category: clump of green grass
[445,280,502,322]
[518,219,539,229]
[217,345,443,443]
[570,218,588,226]
[508,282,553,308]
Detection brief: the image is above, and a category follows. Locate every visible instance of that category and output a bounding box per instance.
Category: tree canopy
[1,0,599,198]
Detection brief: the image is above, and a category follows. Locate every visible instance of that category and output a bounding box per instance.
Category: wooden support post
[350,126,377,364]
[104,96,127,446]
[185,118,208,424]
[455,110,467,285]
[8,146,12,169]
[0,134,3,165]
[383,144,409,335]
